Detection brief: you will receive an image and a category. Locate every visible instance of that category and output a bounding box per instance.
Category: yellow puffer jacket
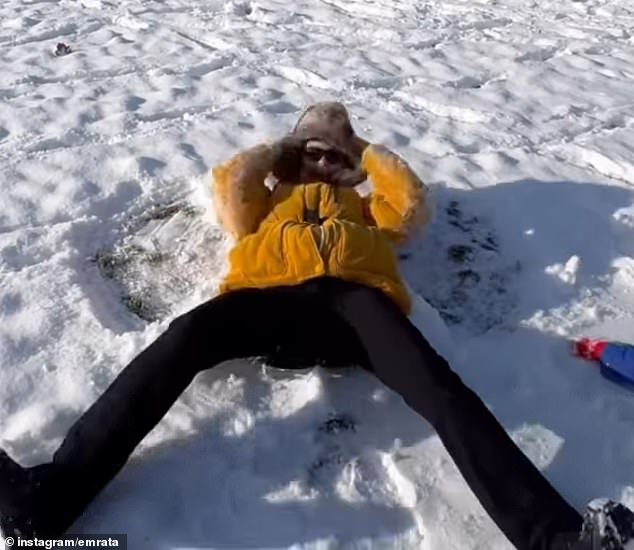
[211,142,431,314]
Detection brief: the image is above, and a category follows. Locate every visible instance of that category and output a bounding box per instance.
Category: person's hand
[271,136,304,182]
[328,166,368,187]
[271,136,367,186]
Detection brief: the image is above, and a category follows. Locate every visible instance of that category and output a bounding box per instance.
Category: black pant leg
[327,281,582,550]
[51,283,353,532]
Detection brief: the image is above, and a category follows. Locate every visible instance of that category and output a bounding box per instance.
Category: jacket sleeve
[361,143,431,243]
[211,143,274,239]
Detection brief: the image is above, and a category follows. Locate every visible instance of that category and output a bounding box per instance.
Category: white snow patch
[511,424,564,470]
[79,0,103,8]
[265,371,324,419]
[545,255,581,285]
[113,14,151,31]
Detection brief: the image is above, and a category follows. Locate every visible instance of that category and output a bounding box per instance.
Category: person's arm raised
[360,142,432,243]
[211,144,274,239]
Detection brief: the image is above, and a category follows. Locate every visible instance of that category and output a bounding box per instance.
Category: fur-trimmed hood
[290,102,366,166]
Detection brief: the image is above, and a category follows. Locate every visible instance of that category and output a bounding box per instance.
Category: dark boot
[0,450,67,538]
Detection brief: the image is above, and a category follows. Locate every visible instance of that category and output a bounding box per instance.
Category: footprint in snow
[515,46,560,63]
[224,0,253,16]
[308,413,357,485]
[401,198,521,334]
[309,414,419,511]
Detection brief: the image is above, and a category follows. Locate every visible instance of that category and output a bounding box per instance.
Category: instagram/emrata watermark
[4,534,126,549]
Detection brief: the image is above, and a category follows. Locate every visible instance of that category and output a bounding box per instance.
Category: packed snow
[1,0,634,548]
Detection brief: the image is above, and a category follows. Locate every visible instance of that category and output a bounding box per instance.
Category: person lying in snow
[1,102,633,550]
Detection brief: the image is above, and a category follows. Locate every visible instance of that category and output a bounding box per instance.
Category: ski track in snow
[1,0,634,548]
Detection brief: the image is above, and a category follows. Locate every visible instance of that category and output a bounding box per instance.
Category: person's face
[299,142,352,183]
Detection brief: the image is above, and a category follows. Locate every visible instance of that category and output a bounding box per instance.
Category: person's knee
[333,283,399,323]
[381,355,466,406]
[167,308,201,335]
[166,300,223,343]
[168,291,245,334]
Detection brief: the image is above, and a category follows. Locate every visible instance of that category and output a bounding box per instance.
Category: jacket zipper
[318,225,326,256]
[303,185,327,259]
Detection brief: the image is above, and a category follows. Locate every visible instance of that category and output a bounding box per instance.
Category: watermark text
[5,535,127,549]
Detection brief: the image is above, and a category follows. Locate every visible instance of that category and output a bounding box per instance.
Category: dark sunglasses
[303,146,348,165]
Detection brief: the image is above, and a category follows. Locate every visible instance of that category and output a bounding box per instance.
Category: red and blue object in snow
[573,338,634,390]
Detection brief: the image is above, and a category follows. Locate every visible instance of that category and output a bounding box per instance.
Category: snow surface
[1,0,634,548]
